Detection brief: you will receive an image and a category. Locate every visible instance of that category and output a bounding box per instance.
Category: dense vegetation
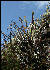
[1,4,50,70]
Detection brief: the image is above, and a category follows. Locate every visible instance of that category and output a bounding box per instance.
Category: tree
[1,4,50,70]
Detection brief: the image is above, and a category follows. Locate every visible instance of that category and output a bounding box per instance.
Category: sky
[1,1,49,44]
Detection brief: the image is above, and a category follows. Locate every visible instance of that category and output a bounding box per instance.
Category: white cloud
[19,1,50,9]
[22,1,49,6]
[36,1,49,8]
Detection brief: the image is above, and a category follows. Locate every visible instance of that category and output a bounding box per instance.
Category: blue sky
[1,1,49,44]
